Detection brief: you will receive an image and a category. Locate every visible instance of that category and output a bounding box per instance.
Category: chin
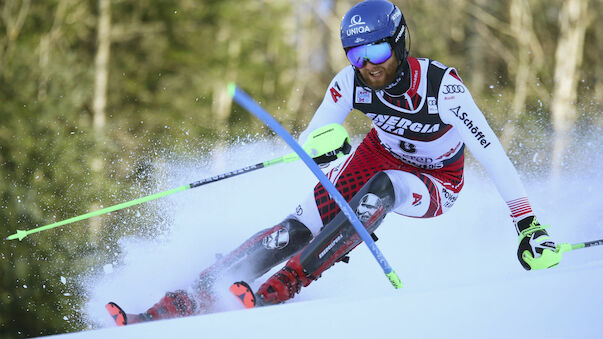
[366,79,389,90]
[370,80,387,88]
[360,73,395,90]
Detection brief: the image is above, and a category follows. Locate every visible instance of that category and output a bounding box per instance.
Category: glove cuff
[515,216,549,241]
[311,138,351,166]
[514,215,536,234]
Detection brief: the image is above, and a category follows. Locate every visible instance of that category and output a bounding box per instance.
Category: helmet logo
[395,25,405,43]
[391,8,401,22]
[350,15,366,26]
[346,14,370,36]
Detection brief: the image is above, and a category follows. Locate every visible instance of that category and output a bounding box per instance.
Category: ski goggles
[346,42,393,68]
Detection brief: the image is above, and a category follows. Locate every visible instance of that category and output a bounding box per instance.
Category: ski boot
[106,289,199,326]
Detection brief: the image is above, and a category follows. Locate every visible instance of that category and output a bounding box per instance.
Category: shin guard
[150,218,313,315]
[257,172,396,304]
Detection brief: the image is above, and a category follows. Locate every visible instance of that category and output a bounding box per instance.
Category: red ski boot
[256,253,313,305]
[144,290,198,320]
[107,289,199,326]
[106,302,152,326]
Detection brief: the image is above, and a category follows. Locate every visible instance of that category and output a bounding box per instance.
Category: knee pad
[353,172,395,225]
[299,172,395,277]
[218,218,313,282]
[261,218,313,253]
[338,171,396,232]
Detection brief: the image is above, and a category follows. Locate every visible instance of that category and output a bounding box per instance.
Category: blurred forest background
[0,0,601,337]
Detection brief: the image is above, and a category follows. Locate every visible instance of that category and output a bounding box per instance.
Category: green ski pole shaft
[558,239,603,253]
[6,156,295,242]
[7,122,350,241]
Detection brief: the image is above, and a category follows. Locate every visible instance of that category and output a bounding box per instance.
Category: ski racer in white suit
[120,0,562,323]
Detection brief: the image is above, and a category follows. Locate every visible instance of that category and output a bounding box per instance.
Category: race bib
[355,87,372,104]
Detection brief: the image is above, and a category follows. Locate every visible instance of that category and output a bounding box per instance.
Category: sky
[40,136,603,339]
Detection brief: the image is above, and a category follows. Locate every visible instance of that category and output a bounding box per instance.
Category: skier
[107,0,562,325]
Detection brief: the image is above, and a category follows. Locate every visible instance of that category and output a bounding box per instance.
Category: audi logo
[442,85,465,94]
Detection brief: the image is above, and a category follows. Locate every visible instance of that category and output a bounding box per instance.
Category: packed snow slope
[47,139,603,338]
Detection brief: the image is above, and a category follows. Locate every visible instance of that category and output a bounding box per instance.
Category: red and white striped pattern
[506,197,534,219]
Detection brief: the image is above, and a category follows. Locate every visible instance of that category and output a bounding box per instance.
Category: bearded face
[356,193,383,223]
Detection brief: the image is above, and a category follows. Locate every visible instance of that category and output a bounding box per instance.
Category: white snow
[102,264,113,275]
[42,139,603,338]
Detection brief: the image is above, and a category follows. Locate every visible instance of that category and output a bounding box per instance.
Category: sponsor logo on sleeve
[330,81,342,103]
[355,87,372,104]
[442,85,465,94]
[441,187,458,209]
[450,106,491,148]
[412,193,422,206]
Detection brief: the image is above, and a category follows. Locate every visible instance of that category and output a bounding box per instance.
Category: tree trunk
[93,0,111,133]
[91,0,111,240]
[550,0,590,179]
[500,0,539,148]
[0,0,31,69]
[467,0,487,97]
[287,1,318,131]
[38,0,68,101]
[211,25,240,170]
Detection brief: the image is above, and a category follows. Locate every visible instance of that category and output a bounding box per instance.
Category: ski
[106,283,260,327]
[229,281,259,309]
[106,302,151,326]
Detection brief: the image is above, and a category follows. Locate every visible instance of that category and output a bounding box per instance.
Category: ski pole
[6,159,280,241]
[557,239,603,253]
[6,124,350,242]
[229,83,403,289]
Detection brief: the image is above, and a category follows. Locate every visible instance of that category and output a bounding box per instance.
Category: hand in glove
[515,216,562,270]
[311,138,351,167]
[300,123,352,168]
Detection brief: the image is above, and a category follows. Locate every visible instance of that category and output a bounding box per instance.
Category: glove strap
[312,138,351,166]
[517,221,549,242]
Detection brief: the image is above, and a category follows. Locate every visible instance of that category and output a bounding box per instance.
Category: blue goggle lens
[346,42,392,68]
